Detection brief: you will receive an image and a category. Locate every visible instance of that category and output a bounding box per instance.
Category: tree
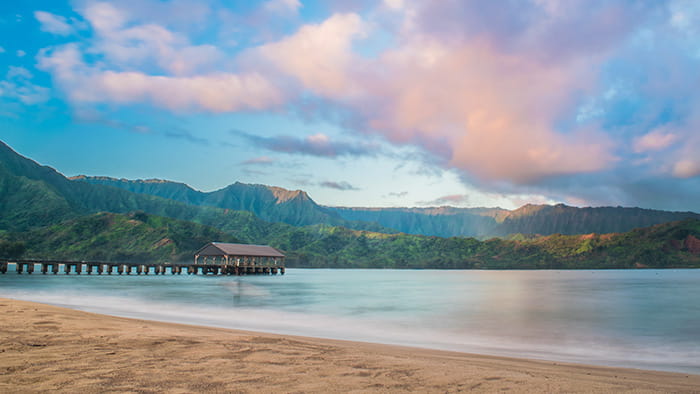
[0,240,25,258]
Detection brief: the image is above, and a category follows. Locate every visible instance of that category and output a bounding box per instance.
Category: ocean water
[1,268,699,374]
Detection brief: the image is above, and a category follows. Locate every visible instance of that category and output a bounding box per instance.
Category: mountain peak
[227,182,312,204]
[268,186,310,204]
[508,203,550,218]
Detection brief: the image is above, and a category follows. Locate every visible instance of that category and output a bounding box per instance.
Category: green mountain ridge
[71,175,387,231]
[330,204,700,238]
[73,173,700,238]
[0,140,301,240]
[1,139,699,269]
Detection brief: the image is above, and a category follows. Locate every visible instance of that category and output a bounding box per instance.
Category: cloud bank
[26,0,700,210]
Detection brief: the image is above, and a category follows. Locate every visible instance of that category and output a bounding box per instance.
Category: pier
[0,242,286,276]
[0,259,284,275]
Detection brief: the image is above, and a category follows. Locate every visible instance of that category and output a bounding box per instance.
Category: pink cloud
[38,4,628,187]
[95,71,283,111]
[406,1,652,63]
[360,38,614,183]
[249,8,617,184]
[633,129,678,153]
[672,160,700,178]
[254,13,367,97]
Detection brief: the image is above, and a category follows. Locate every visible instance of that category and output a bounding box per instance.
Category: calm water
[1,268,699,374]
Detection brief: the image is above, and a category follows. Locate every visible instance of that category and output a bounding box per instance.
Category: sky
[1,0,699,211]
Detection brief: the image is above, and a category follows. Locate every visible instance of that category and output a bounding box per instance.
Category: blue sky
[1,0,699,211]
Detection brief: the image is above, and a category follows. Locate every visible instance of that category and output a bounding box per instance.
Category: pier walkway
[0,259,284,276]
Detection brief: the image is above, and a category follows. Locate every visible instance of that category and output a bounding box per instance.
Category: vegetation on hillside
[74,176,391,232]
[75,173,700,239]
[2,209,698,269]
[274,219,700,269]
[2,212,239,263]
[1,140,699,269]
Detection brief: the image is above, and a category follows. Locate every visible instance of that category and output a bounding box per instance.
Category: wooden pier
[0,259,284,276]
[0,242,286,277]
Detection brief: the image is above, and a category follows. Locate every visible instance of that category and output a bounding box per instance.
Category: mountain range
[1,139,699,269]
[70,175,347,227]
[73,175,700,238]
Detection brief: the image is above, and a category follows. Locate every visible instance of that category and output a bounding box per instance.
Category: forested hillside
[2,140,699,269]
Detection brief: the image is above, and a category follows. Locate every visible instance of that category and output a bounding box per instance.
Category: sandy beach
[1,298,698,393]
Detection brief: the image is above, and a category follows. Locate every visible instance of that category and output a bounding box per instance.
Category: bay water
[1,268,698,374]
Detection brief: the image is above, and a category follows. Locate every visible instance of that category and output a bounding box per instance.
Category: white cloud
[0,47,5,53]
[34,11,76,36]
[83,2,127,32]
[383,0,406,10]
[35,2,286,112]
[85,0,212,30]
[38,44,284,112]
[0,66,50,105]
[16,50,26,57]
[6,66,33,79]
[82,2,222,76]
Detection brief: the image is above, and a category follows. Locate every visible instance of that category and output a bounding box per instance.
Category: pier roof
[195,242,285,258]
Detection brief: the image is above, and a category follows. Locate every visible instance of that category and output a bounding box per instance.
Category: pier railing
[0,259,284,276]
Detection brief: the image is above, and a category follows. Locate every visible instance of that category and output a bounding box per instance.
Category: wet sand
[1,298,698,393]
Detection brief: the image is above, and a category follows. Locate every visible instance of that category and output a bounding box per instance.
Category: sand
[0,298,698,393]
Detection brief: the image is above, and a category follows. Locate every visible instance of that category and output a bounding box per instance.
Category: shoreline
[2,298,699,393]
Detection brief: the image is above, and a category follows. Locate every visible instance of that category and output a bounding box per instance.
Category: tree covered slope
[1,140,699,269]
